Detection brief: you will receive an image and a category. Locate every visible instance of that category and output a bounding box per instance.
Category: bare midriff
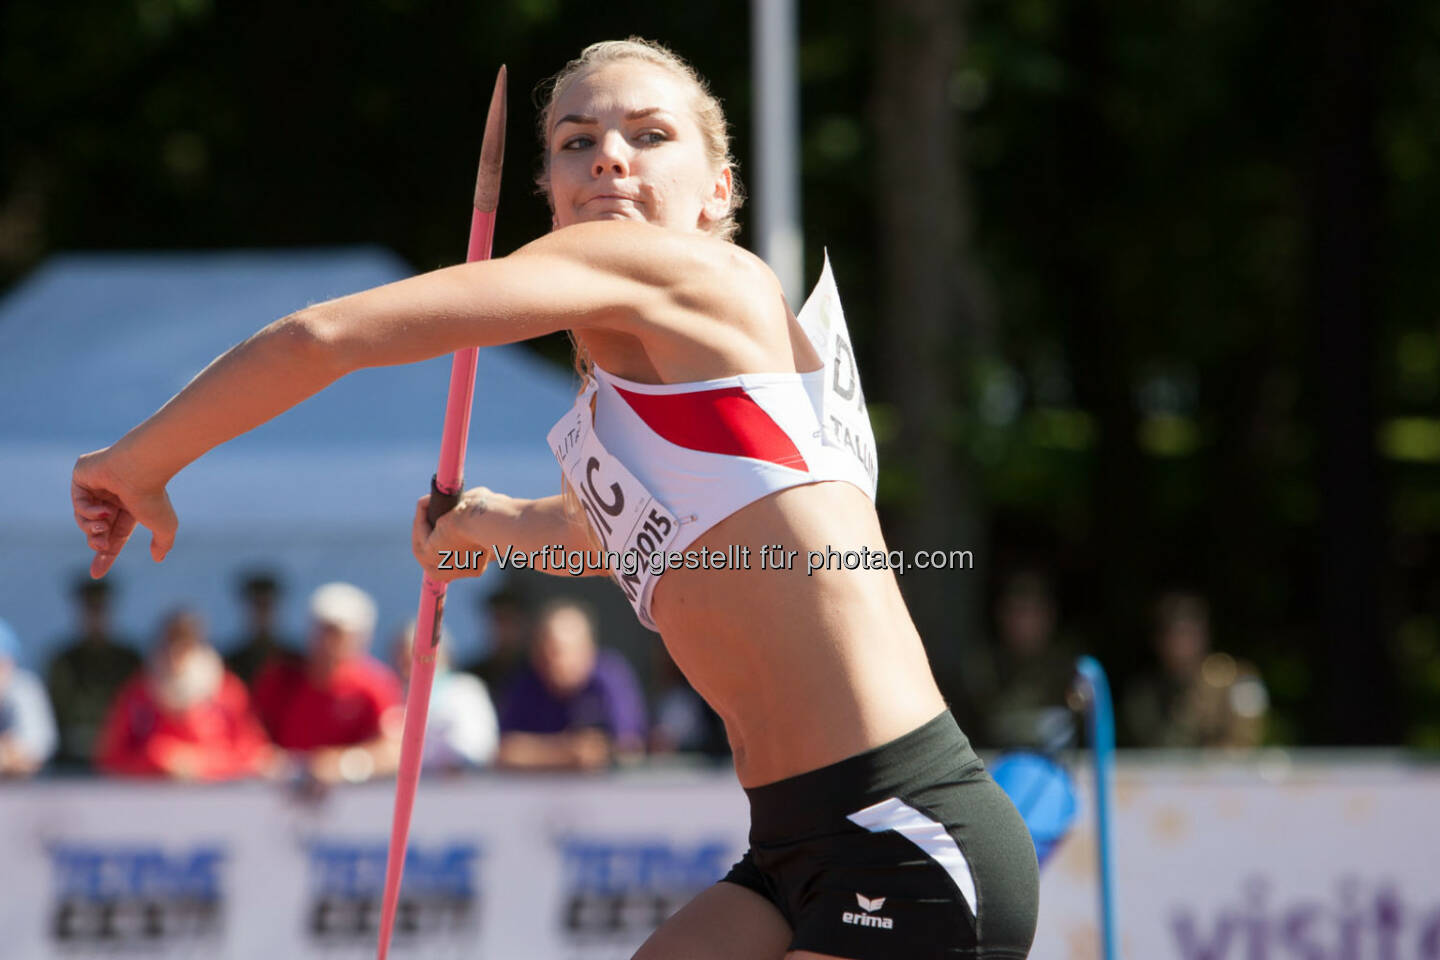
[647,480,948,789]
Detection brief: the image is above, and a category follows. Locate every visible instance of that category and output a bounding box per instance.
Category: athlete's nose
[592,131,630,178]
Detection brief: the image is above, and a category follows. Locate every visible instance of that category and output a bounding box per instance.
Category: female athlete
[71,38,1038,960]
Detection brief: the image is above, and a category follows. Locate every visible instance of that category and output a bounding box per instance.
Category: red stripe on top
[612,384,809,471]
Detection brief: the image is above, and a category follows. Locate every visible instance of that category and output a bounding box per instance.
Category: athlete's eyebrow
[556,108,673,128]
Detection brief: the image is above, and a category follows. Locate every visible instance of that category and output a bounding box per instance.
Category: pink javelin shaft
[376,65,507,960]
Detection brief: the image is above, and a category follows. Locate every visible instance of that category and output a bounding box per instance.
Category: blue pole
[1075,656,1119,960]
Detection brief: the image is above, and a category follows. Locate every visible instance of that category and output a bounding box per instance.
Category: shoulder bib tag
[795,252,879,498]
[546,383,679,629]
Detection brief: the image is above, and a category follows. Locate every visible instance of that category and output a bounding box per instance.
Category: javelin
[375,64,507,960]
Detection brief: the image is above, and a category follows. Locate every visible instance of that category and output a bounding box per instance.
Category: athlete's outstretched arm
[71,222,709,577]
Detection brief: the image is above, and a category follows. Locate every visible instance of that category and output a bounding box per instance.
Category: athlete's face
[546,61,732,234]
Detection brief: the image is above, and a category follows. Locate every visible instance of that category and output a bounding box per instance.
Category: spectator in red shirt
[252,582,402,784]
[95,609,275,780]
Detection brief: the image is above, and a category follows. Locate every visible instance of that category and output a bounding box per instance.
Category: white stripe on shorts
[846,797,978,917]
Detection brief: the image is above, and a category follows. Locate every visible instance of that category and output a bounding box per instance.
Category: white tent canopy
[0,248,579,668]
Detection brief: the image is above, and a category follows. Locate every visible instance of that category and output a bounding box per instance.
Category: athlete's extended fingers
[74,484,117,570]
[104,509,139,557]
[71,483,115,532]
[74,497,114,524]
[80,512,116,554]
[89,509,135,579]
[79,505,112,543]
[72,451,179,576]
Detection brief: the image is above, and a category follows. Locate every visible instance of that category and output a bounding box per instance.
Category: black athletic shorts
[722,710,1039,959]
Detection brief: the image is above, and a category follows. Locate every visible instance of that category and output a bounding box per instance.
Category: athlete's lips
[585,193,642,204]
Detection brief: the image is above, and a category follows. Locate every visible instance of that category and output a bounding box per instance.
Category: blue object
[991,752,1078,866]
[0,618,18,663]
[1074,655,1119,960]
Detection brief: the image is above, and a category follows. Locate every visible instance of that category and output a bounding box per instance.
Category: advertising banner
[1033,759,1440,960]
[0,759,1436,959]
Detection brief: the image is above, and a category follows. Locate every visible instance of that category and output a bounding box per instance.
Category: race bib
[546,384,680,627]
[796,253,879,497]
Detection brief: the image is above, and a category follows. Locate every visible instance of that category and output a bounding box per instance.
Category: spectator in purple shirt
[497,598,645,770]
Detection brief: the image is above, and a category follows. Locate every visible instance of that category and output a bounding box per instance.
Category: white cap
[308,582,377,636]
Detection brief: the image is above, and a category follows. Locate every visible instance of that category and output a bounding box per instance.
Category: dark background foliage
[5,0,1438,746]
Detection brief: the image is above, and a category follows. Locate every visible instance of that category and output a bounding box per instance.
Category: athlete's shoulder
[518,221,778,299]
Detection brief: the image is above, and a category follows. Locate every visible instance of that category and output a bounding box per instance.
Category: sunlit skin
[69,57,949,960]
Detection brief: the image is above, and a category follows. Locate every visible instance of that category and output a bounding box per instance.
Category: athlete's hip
[723,711,1041,958]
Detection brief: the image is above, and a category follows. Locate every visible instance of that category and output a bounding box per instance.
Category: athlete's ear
[701,166,733,228]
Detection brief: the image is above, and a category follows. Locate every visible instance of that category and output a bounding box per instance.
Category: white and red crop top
[546,254,878,630]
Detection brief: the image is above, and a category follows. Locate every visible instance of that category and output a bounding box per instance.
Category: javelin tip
[474,65,508,213]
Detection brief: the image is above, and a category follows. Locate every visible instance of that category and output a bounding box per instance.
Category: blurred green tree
[5,0,1440,746]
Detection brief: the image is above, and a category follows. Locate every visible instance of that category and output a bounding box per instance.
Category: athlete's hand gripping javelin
[410,487,495,583]
[410,485,602,585]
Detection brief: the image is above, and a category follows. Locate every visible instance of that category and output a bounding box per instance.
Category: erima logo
[842,893,895,930]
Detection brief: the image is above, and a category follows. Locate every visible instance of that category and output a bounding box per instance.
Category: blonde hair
[534,37,746,245]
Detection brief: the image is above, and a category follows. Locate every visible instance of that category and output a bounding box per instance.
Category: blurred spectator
[45,577,142,769]
[393,620,499,771]
[0,618,58,776]
[971,571,1076,750]
[465,582,533,704]
[95,609,274,780]
[648,643,728,758]
[224,570,300,686]
[497,598,646,770]
[252,583,402,783]
[1124,591,1270,748]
